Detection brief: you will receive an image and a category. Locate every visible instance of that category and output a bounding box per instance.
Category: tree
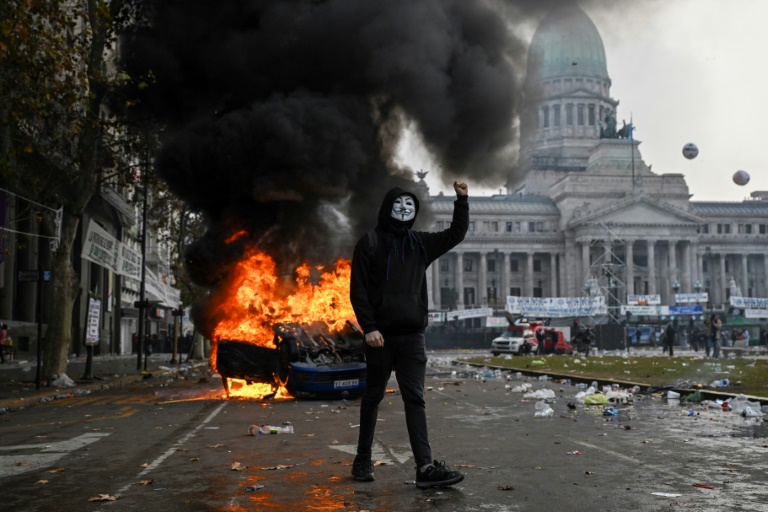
[0,0,144,381]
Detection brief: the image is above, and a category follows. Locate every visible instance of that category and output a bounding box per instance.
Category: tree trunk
[41,210,81,382]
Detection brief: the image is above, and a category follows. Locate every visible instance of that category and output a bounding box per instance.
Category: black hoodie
[350,186,468,336]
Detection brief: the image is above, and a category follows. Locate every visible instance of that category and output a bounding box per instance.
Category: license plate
[334,379,359,389]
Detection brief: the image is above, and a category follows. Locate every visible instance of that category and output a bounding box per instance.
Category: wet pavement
[0,349,767,511]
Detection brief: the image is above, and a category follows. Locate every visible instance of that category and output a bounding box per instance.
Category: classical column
[455,251,464,309]
[581,241,590,287]
[526,252,534,297]
[430,260,440,310]
[719,253,727,307]
[559,252,568,298]
[550,252,558,297]
[669,240,678,302]
[742,254,749,297]
[682,241,691,292]
[625,239,634,298]
[501,252,510,304]
[479,251,488,305]
[696,249,703,290]
[764,254,768,297]
[647,240,656,294]
[564,235,577,296]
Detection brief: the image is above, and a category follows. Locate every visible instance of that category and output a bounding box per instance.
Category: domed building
[425,3,768,343]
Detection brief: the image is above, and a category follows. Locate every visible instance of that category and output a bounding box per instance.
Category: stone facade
[425,5,768,316]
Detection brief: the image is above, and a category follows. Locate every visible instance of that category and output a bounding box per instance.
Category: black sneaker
[351,455,374,482]
[416,460,464,489]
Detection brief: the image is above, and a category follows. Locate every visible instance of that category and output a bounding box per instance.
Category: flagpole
[630,113,635,191]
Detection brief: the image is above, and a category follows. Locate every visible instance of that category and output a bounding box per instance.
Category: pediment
[569,195,702,228]
[550,88,602,100]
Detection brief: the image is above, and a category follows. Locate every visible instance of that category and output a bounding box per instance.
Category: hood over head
[377,186,420,230]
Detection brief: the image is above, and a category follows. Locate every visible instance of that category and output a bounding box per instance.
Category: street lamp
[672,279,681,304]
[705,246,712,311]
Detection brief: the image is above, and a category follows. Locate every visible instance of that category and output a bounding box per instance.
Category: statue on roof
[600,112,617,139]
[617,120,634,140]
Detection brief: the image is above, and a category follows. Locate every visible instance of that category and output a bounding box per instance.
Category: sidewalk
[0,353,210,413]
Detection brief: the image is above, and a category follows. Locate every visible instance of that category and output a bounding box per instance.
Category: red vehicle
[491,320,572,356]
[540,328,573,355]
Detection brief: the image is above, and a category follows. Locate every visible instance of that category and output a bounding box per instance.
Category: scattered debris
[88,494,117,502]
[261,464,294,471]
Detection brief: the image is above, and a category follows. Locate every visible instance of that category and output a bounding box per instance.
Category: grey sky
[403,0,764,202]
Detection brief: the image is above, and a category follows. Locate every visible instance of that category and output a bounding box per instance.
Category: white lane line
[114,401,228,495]
[0,433,112,479]
[570,439,682,480]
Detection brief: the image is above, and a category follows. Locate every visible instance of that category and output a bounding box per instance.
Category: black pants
[665,337,674,356]
[357,333,431,468]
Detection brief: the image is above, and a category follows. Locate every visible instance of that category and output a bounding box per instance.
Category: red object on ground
[693,483,715,489]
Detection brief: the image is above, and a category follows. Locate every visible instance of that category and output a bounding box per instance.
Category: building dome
[527,4,608,82]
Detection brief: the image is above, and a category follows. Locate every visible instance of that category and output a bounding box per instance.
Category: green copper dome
[527,4,608,81]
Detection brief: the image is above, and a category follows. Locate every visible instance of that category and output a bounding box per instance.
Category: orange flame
[210,248,356,398]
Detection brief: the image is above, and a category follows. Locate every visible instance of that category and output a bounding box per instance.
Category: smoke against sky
[123,0,556,289]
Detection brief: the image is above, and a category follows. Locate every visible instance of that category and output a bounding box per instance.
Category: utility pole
[136,159,149,371]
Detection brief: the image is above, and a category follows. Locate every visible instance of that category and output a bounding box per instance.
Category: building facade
[0,183,182,359]
[425,4,768,319]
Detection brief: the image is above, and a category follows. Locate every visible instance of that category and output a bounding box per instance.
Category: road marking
[0,432,111,479]
[329,442,412,464]
[114,401,228,496]
[570,439,681,480]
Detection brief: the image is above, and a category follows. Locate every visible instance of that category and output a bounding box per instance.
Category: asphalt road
[0,351,766,512]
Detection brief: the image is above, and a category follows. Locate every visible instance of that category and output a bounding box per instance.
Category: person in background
[349,180,468,489]
[703,315,712,357]
[583,327,593,356]
[664,321,676,357]
[0,324,7,364]
[710,314,722,359]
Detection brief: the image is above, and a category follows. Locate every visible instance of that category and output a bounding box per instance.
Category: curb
[456,359,768,405]
[0,373,150,413]
[0,361,211,413]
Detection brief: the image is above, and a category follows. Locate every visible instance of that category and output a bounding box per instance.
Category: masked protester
[349,180,469,488]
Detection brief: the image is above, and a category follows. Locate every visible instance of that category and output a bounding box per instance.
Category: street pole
[171,308,182,364]
[136,166,149,371]
[35,264,43,389]
[82,293,94,381]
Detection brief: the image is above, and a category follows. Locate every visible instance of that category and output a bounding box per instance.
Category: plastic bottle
[257,425,294,435]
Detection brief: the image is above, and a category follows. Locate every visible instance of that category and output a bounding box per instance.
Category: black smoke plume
[122,0,562,307]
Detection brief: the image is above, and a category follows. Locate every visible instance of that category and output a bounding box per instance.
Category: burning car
[210,252,366,400]
[216,321,366,399]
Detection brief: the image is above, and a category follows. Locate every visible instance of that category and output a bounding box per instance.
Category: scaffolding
[584,222,626,325]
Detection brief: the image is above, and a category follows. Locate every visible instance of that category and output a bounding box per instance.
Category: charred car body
[216,320,366,400]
